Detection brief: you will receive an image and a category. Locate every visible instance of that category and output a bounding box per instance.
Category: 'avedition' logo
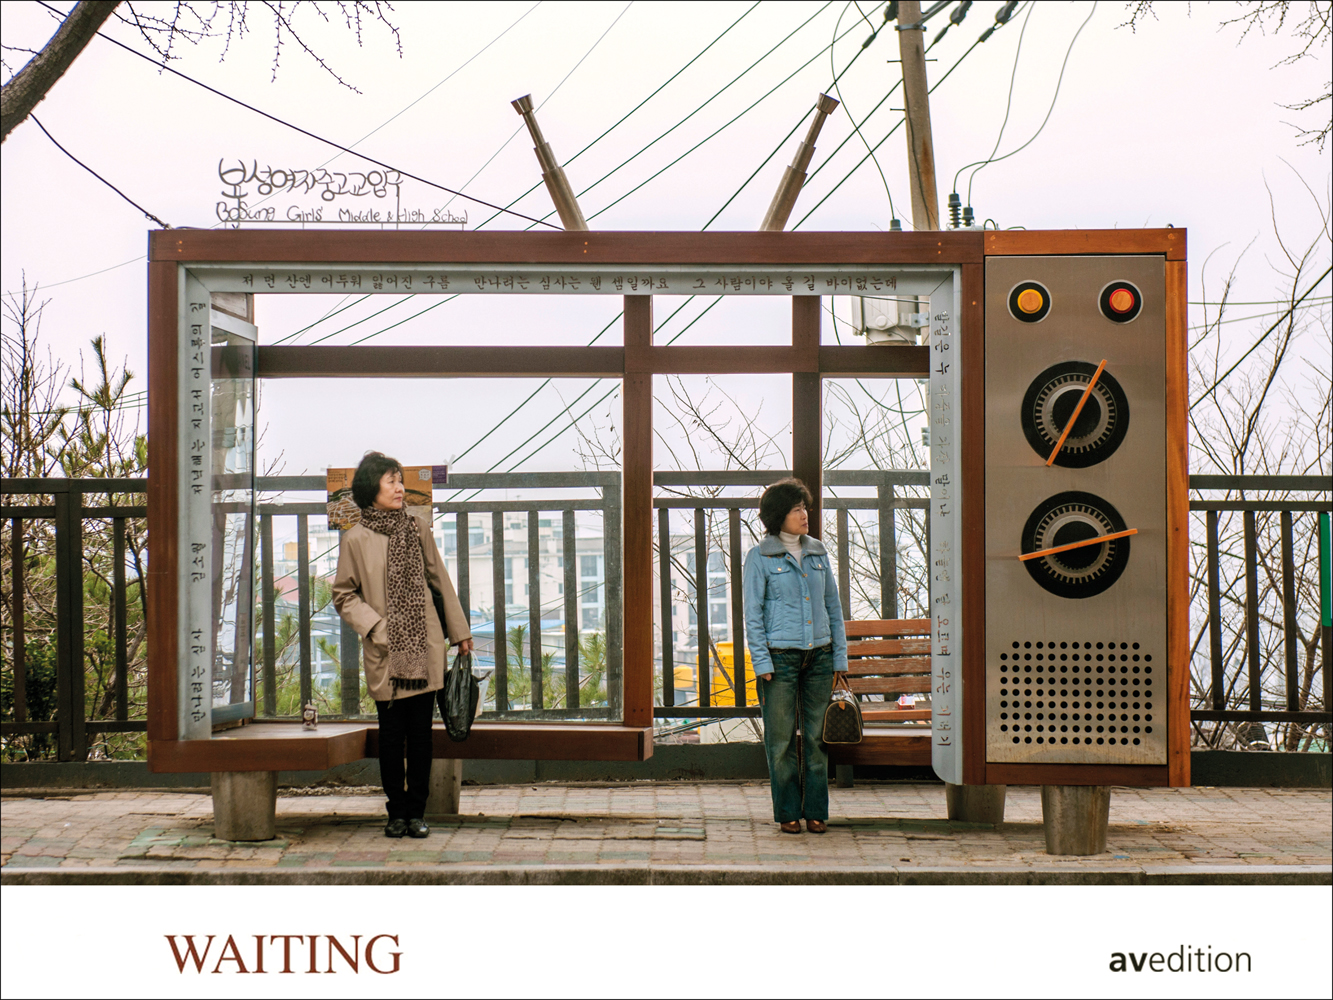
[1110,945,1251,973]
[165,934,400,974]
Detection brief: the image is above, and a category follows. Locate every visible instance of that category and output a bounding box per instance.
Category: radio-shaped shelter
[145,228,1189,794]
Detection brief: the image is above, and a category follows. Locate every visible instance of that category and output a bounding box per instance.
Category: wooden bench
[824,619,935,770]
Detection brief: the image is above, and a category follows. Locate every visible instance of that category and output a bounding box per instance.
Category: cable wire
[963,0,1096,204]
[49,2,564,229]
[1190,265,1333,410]
[436,1,636,215]
[830,1,897,221]
[950,0,1034,197]
[28,115,171,227]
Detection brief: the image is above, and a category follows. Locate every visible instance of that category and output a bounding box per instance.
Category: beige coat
[332,512,471,703]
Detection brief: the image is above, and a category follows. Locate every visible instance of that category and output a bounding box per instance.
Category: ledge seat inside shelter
[825,620,935,767]
[145,722,653,773]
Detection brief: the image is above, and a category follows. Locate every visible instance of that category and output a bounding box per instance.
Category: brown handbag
[821,672,863,744]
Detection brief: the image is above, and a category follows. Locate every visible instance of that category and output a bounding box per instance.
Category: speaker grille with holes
[988,639,1162,764]
[1020,361,1130,467]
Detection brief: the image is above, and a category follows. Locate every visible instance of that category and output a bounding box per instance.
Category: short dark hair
[758,477,813,535]
[352,451,404,509]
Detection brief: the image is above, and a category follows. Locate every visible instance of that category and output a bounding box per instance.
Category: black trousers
[375,692,435,820]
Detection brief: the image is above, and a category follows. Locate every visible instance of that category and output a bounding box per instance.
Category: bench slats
[845,656,932,675]
[848,676,934,695]
[843,619,932,733]
[847,638,932,656]
[844,619,931,638]
[860,707,933,722]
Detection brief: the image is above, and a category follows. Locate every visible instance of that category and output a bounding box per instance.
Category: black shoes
[385,818,409,838]
[406,818,430,839]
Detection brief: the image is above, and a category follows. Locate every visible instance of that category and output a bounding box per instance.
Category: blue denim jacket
[743,534,848,677]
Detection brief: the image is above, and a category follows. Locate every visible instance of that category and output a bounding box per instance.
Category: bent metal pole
[512,95,589,232]
[759,93,839,232]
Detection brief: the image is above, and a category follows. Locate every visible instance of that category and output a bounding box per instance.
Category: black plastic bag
[437,651,479,742]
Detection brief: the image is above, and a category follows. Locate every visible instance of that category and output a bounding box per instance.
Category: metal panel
[929,270,963,784]
[985,256,1167,765]
[192,263,956,298]
[178,272,213,740]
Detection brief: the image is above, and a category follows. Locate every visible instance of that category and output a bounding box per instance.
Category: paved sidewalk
[2,782,1329,884]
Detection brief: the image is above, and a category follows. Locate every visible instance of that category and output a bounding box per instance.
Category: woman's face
[373,470,405,510]
[781,502,809,535]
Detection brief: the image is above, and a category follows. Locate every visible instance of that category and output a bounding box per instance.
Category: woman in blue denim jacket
[743,478,848,834]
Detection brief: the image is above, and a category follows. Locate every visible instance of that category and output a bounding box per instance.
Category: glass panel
[211,322,257,718]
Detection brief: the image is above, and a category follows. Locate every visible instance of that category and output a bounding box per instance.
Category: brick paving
[2,782,1329,883]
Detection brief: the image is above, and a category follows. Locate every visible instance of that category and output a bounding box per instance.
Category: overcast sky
[2,0,1329,479]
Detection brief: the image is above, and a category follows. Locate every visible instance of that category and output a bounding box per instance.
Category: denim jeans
[375,691,435,820]
[757,644,835,823]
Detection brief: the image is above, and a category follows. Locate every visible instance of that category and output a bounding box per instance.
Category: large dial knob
[1020,361,1130,467]
[1020,491,1131,599]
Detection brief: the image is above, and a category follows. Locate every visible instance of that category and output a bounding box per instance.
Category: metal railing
[253,473,622,723]
[2,473,1329,759]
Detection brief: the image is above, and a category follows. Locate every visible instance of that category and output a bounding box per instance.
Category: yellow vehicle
[696,642,757,707]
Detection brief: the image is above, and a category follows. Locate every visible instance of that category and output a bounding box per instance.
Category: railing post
[456,511,470,624]
[1322,512,1332,726]
[603,476,623,717]
[340,617,361,717]
[297,512,312,712]
[1206,510,1223,710]
[113,517,129,721]
[729,508,746,707]
[695,508,710,708]
[1243,511,1263,740]
[10,517,27,724]
[260,512,276,717]
[333,519,354,714]
[1280,512,1298,712]
[54,489,86,761]
[563,510,579,709]
[879,482,897,619]
[528,511,543,709]
[492,510,508,711]
[836,506,851,619]
[659,506,674,708]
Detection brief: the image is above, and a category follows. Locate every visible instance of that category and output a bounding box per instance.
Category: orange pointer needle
[1046,358,1108,466]
[1019,527,1138,562]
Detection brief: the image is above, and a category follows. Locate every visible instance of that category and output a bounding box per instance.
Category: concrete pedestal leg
[211,771,277,842]
[835,764,855,788]
[1041,785,1110,855]
[945,783,1007,824]
[424,758,462,818]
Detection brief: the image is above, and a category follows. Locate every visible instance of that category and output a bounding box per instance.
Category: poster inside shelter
[327,465,444,529]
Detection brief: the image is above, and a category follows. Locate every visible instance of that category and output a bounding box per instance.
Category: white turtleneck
[779,530,803,561]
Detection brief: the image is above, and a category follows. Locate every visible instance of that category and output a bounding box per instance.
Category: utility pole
[896,1,940,230]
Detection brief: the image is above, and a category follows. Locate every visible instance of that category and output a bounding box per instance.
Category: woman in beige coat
[333,451,471,839]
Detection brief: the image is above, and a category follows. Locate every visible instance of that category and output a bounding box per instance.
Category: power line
[830,1,898,220]
[1190,265,1333,410]
[473,2,831,232]
[51,3,563,229]
[345,1,543,155]
[436,1,636,216]
[28,115,171,228]
[950,1,1034,197]
[585,11,868,224]
[963,0,1097,203]
[790,24,999,230]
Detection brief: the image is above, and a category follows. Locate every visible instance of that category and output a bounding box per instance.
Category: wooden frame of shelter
[145,227,1188,788]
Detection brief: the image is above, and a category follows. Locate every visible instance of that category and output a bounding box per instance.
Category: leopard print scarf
[358,506,431,691]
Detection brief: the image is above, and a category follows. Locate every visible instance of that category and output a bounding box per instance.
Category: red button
[1108,288,1136,314]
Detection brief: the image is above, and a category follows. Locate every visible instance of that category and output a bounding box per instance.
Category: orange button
[1016,288,1045,314]
[1108,288,1136,313]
